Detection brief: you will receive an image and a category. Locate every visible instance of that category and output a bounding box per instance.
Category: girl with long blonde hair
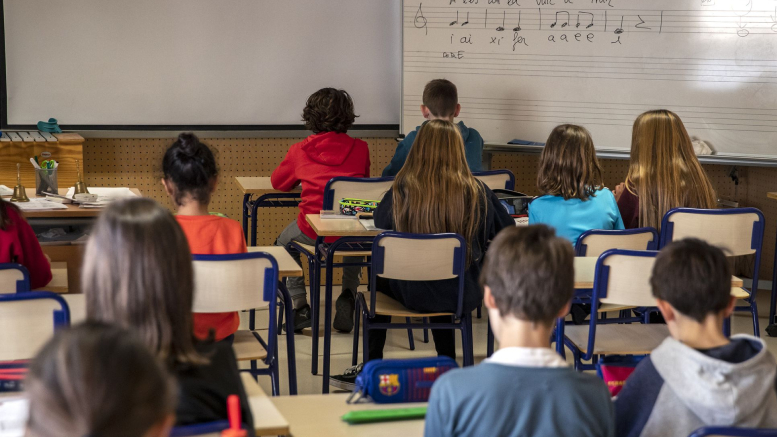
[330,119,513,389]
[616,110,717,229]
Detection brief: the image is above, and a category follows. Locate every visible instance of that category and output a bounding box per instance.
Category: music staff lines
[405,6,777,35]
[405,95,777,114]
[406,51,777,65]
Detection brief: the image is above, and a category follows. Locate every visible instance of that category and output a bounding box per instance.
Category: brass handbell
[73,160,89,196]
[10,163,30,202]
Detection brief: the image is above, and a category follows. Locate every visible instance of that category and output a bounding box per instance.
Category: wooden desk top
[4,188,141,219]
[248,246,304,277]
[235,176,301,195]
[573,256,744,290]
[768,192,777,201]
[306,214,381,238]
[271,393,425,437]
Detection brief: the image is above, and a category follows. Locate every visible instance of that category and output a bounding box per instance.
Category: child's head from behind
[394,119,483,262]
[422,79,460,120]
[26,322,175,437]
[162,133,218,207]
[651,238,735,326]
[480,225,574,331]
[82,197,205,366]
[537,124,603,201]
[302,88,357,134]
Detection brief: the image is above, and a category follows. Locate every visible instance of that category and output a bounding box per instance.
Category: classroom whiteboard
[402,0,777,156]
[2,0,400,128]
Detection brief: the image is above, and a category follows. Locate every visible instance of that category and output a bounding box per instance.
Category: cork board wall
[82,138,776,284]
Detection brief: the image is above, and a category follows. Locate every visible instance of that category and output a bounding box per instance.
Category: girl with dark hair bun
[162,133,247,343]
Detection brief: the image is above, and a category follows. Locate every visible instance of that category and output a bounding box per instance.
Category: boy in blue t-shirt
[424,225,615,437]
[383,79,483,177]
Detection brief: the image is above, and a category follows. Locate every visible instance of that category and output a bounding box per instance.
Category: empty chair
[563,249,670,370]
[192,251,295,395]
[0,291,70,361]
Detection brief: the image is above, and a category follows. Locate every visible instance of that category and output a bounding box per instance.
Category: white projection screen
[1,0,401,129]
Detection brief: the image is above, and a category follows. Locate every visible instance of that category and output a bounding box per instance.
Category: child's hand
[614,183,625,202]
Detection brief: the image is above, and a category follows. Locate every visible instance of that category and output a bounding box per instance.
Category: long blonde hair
[625,110,717,229]
[392,119,485,262]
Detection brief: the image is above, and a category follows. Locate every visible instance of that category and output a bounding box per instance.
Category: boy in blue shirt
[424,225,615,437]
[383,79,483,176]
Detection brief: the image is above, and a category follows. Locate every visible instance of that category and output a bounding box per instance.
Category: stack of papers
[14,199,69,211]
[65,187,138,208]
[0,397,28,437]
[0,186,12,196]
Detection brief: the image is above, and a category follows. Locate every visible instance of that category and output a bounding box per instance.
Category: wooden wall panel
[82,138,776,283]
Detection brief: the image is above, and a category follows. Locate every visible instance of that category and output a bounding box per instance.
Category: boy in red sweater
[0,198,51,289]
[272,88,370,333]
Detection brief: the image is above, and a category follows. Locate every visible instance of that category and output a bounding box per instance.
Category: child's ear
[161,178,174,197]
[453,103,461,118]
[723,295,737,318]
[556,301,572,320]
[483,286,497,310]
[656,299,676,323]
[420,105,431,119]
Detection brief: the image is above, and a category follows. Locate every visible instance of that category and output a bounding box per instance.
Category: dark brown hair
[82,197,206,367]
[651,238,732,323]
[26,322,175,437]
[537,124,604,201]
[162,133,218,207]
[0,198,20,230]
[479,225,574,325]
[302,88,358,133]
[422,79,458,118]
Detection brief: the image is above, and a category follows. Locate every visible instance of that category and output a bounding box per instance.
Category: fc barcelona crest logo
[379,374,400,396]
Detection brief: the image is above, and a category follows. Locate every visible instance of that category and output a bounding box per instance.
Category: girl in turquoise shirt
[528,124,624,247]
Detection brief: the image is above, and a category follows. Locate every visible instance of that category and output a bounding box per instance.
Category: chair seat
[359,292,453,317]
[597,304,636,313]
[565,324,670,355]
[232,330,268,361]
[731,287,750,300]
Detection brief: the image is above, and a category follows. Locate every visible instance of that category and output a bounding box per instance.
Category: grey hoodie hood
[651,335,777,426]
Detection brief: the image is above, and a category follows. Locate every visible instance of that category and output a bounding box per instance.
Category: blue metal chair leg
[278,284,298,395]
[406,318,416,351]
[310,256,320,375]
[352,298,361,366]
[322,251,335,393]
[362,313,370,365]
[752,296,761,337]
[460,315,472,366]
[423,317,429,343]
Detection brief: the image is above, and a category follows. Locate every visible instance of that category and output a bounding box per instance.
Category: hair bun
[176,133,200,158]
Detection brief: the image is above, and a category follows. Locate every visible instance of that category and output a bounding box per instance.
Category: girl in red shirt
[0,198,51,289]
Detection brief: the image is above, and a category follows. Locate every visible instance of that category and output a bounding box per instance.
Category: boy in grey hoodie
[615,238,777,437]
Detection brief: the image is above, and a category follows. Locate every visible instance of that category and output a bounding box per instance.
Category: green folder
[341,406,427,424]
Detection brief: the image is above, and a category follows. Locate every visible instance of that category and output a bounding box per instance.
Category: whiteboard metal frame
[483,143,777,168]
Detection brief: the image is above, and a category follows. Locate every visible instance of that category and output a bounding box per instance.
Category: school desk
[767,192,777,336]
[7,188,142,293]
[235,177,301,245]
[271,393,425,437]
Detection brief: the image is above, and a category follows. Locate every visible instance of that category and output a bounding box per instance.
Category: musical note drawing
[551,11,570,28]
[462,11,470,26]
[577,12,595,29]
[450,10,458,26]
[496,11,506,31]
[513,10,522,31]
[635,14,651,30]
[614,16,624,34]
[414,3,428,35]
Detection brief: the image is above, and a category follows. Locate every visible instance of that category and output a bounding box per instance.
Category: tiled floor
[243,286,777,396]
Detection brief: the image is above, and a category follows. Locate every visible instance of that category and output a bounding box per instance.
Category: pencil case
[347,357,458,404]
[339,198,380,216]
